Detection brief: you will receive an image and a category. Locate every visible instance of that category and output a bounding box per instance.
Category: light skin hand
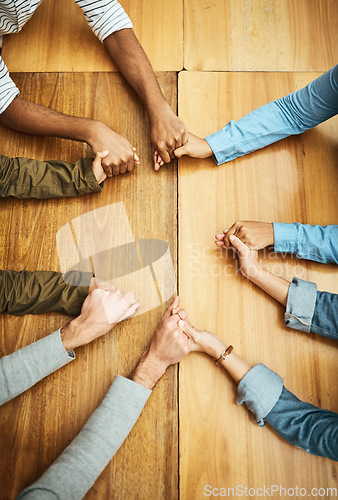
[177,321,226,359]
[130,297,191,389]
[88,121,140,177]
[216,221,274,250]
[229,235,289,306]
[178,321,252,384]
[60,288,140,352]
[227,234,262,279]
[173,132,213,161]
[91,150,108,183]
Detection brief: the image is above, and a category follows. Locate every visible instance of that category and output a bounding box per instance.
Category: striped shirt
[0,0,132,113]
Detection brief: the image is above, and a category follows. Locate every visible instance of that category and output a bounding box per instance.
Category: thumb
[178,320,198,341]
[94,150,109,161]
[229,235,249,255]
[174,144,187,158]
[164,296,180,318]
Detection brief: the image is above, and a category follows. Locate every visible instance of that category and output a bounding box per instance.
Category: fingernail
[229,235,235,241]
[102,150,109,155]
[178,320,185,327]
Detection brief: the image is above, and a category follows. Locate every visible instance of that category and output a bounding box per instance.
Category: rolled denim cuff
[285,277,317,333]
[273,223,298,253]
[205,130,232,165]
[237,364,284,427]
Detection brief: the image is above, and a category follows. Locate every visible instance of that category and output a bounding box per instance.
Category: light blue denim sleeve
[205,65,338,165]
[273,223,338,264]
[265,387,338,461]
[237,363,284,426]
[286,277,338,340]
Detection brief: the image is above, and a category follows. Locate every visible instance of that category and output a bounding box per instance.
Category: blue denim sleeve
[237,364,284,426]
[273,223,338,264]
[286,277,338,340]
[265,387,338,461]
[205,65,338,165]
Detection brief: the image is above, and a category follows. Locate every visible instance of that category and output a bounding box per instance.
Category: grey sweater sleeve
[17,376,152,500]
[0,330,74,406]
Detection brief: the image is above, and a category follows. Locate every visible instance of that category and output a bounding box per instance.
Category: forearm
[104,30,167,116]
[0,330,74,406]
[0,96,98,144]
[0,270,91,316]
[18,376,151,499]
[248,267,289,306]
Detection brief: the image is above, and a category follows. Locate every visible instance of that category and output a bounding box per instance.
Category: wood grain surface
[1,0,183,72]
[178,71,338,499]
[0,72,178,499]
[184,0,338,71]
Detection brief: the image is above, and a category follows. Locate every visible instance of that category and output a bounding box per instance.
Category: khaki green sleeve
[0,156,103,199]
[0,270,92,316]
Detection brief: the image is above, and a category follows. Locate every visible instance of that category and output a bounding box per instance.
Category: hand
[228,235,261,279]
[88,121,140,177]
[61,287,140,351]
[91,150,108,183]
[216,221,274,250]
[174,132,213,160]
[177,321,226,359]
[150,105,188,170]
[130,297,192,389]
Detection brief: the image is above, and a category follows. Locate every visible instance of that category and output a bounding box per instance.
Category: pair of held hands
[91,130,213,184]
[90,106,188,181]
[215,220,275,279]
[61,290,223,387]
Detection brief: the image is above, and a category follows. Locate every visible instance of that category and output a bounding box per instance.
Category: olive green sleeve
[0,270,92,316]
[0,156,103,199]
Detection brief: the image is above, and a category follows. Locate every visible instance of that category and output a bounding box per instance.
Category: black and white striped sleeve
[0,55,19,114]
[76,0,133,42]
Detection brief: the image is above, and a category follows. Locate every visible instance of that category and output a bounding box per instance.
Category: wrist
[60,316,83,352]
[130,349,168,390]
[147,98,172,121]
[84,119,106,148]
[207,340,227,359]
[243,262,263,281]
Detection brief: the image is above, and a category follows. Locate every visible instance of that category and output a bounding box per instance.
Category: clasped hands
[89,104,188,179]
[60,287,224,389]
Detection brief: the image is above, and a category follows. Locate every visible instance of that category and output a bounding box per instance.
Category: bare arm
[104,29,188,169]
[215,232,289,306]
[0,96,96,141]
[0,95,139,177]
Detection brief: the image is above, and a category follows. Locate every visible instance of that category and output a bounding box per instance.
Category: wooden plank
[1,0,183,73]
[178,71,338,499]
[184,0,338,71]
[0,72,178,499]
